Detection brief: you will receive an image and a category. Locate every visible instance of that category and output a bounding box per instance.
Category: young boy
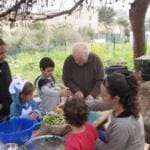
[35,57,70,115]
[63,98,98,150]
[9,77,41,121]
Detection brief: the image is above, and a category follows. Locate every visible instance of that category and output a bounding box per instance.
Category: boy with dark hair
[35,57,70,115]
[39,57,55,70]
[0,38,12,121]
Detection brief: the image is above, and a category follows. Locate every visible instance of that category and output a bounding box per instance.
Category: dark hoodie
[0,61,12,118]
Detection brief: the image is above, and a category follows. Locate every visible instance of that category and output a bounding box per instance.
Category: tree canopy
[98,7,116,25]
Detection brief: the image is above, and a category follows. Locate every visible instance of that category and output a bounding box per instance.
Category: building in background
[43,8,99,32]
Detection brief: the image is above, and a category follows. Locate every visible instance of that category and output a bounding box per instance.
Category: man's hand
[0,104,3,111]
[60,88,72,97]
[29,112,38,120]
[86,95,94,101]
[74,91,84,99]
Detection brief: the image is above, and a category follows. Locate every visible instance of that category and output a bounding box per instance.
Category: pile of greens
[43,113,64,125]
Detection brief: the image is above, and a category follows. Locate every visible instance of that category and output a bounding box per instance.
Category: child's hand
[55,105,63,113]
[57,103,64,109]
[29,112,38,120]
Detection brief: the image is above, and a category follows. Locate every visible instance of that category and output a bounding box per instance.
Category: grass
[7,43,150,83]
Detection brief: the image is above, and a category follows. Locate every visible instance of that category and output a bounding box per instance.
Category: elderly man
[0,39,12,120]
[62,42,104,100]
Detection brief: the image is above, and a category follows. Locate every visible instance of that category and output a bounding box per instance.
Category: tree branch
[0,0,26,18]
[34,0,85,21]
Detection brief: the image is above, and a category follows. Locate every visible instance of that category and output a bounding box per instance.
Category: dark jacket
[0,61,12,118]
[62,53,104,98]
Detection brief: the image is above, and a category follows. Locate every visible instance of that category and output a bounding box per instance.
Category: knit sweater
[96,114,145,150]
[62,53,104,98]
[85,100,144,150]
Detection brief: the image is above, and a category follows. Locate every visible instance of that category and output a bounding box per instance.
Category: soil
[140,81,150,144]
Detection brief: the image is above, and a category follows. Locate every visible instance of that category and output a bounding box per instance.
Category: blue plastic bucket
[0,118,34,145]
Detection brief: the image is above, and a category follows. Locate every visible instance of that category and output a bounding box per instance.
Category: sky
[1,0,149,19]
[31,0,135,13]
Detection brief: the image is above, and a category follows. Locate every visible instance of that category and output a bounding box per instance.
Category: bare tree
[0,0,85,21]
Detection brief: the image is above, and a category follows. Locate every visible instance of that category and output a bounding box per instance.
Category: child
[63,98,98,150]
[9,77,41,121]
[35,57,70,115]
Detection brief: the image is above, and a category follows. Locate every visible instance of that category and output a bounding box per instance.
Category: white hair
[72,42,90,59]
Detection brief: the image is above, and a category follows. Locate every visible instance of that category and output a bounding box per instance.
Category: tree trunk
[130,0,149,58]
[129,0,150,70]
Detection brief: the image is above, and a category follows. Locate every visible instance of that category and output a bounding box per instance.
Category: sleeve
[34,75,40,87]
[99,130,107,143]
[10,103,20,119]
[5,62,12,84]
[62,57,80,94]
[86,100,112,111]
[90,56,104,97]
[96,123,129,150]
[41,86,60,97]
[2,62,12,107]
[31,100,42,119]
[65,143,79,150]
[10,102,29,119]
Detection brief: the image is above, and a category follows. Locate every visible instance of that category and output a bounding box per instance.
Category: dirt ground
[141,81,150,150]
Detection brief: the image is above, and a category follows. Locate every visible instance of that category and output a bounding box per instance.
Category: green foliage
[117,18,129,27]
[124,28,130,42]
[29,22,46,31]
[78,26,95,41]
[117,18,130,43]
[3,23,95,54]
[7,50,70,82]
[3,23,48,53]
[91,43,134,69]
[50,24,82,46]
[98,7,116,25]
[7,43,150,82]
[29,22,47,45]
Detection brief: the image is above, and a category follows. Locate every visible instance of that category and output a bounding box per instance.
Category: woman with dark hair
[96,72,144,150]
